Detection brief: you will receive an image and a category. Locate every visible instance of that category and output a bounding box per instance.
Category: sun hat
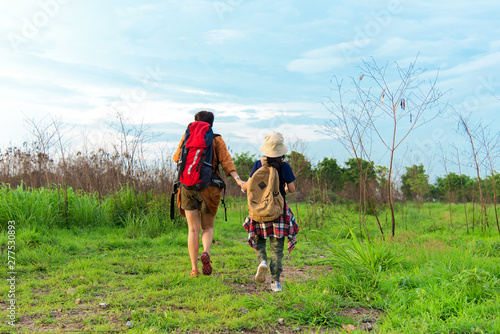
[260,131,288,158]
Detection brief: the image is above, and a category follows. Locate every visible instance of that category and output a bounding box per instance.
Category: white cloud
[203,29,245,45]
[287,57,346,75]
[178,88,222,96]
[438,52,500,78]
[490,39,500,51]
[287,40,371,74]
[215,121,331,158]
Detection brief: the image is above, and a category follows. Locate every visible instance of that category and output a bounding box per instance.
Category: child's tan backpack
[247,158,284,222]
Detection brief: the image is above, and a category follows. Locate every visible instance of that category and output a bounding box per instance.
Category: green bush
[0,183,180,231]
[67,188,109,228]
[106,184,149,225]
[0,183,61,230]
[317,229,403,289]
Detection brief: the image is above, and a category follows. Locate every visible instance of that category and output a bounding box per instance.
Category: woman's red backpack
[177,121,216,190]
[170,121,226,220]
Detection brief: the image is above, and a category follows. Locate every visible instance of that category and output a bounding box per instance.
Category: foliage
[401,164,430,201]
[232,151,257,180]
[313,157,344,192]
[66,188,109,228]
[0,138,496,207]
[0,183,176,231]
[436,172,473,202]
[342,158,377,186]
[316,229,403,289]
[483,172,500,205]
[286,150,312,189]
[0,183,62,230]
[0,144,175,197]
[106,184,149,225]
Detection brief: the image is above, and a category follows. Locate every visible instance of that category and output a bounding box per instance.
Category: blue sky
[1,0,499,181]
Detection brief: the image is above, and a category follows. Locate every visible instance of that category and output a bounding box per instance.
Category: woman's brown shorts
[180,188,211,213]
[179,186,222,229]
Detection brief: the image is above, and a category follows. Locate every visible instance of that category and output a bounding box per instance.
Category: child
[242,131,299,292]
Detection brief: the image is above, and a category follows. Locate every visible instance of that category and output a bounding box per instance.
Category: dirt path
[220,264,383,333]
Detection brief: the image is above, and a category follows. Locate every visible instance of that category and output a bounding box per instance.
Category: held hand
[238,179,247,192]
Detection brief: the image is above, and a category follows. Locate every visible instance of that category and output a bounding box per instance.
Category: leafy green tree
[232,151,256,180]
[460,174,474,202]
[436,172,473,203]
[314,157,344,191]
[484,172,500,204]
[286,150,312,186]
[343,158,377,186]
[375,165,390,202]
[428,183,440,200]
[401,164,430,202]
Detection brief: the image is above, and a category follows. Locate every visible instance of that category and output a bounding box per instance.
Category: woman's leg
[200,213,215,253]
[185,209,201,272]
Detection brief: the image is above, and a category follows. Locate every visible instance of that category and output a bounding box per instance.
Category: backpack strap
[171,129,190,221]
[221,188,227,222]
[282,194,287,219]
[170,183,178,221]
[213,134,227,222]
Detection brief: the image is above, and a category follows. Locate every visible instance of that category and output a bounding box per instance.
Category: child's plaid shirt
[243,204,299,253]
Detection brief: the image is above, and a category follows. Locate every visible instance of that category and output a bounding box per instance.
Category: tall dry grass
[0,145,175,196]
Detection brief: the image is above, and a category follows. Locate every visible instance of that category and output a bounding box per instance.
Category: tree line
[233,152,499,207]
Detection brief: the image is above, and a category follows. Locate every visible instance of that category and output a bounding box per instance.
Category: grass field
[0,186,499,333]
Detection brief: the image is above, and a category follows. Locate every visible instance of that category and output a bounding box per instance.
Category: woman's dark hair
[194,110,214,127]
[265,155,284,170]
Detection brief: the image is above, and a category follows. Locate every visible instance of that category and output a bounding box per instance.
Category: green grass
[0,183,176,231]
[0,188,499,333]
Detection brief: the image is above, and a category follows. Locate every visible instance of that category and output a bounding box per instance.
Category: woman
[242,131,299,292]
[173,110,245,277]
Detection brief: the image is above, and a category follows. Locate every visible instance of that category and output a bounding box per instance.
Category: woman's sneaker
[255,261,268,283]
[200,251,212,275]
[271,281,282,292]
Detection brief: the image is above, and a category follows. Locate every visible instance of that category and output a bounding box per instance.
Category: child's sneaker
[190,269,200,277]
[200,251,212,275]
[271,281,282,292]
[255,260,268,283]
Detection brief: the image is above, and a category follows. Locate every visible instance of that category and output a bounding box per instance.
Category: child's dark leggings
[255,235,285,282]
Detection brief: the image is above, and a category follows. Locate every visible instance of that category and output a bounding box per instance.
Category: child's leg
[254,235,269,283]
[269,237,285,282]
[255,235,268,264]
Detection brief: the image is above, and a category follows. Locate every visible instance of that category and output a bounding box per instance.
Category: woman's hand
[236,178,246,189]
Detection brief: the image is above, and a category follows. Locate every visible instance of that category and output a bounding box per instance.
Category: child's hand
[236,179,247,192]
